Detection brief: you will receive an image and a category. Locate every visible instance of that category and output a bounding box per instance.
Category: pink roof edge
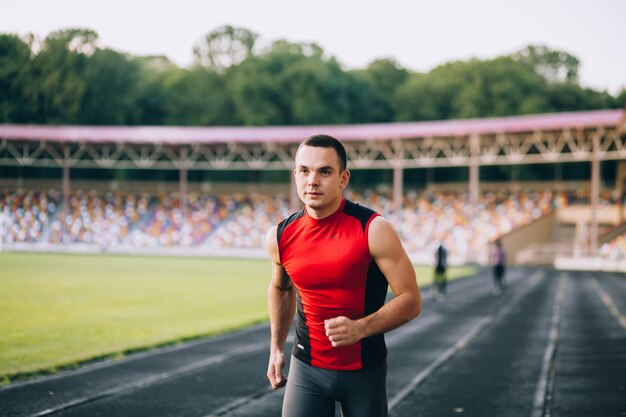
[0,109,623,145]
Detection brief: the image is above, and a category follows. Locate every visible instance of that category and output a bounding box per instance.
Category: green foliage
[547,83,618,112]
[617,89,626,108]
[29,29,98,124]
[162,67,238,125]
[226,53,288,125]
[132,56,179,125]
[79,48,141,124]
[355,58,409,122]
[225,39,384,125]
[513,44,580,83]
[0,27,622,126]
[193,25,258,71]
[395,56,551,121]
[0,34,33,122]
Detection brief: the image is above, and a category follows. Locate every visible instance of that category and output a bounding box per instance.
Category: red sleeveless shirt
[277,199,389,370]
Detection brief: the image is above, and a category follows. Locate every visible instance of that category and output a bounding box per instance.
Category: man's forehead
[295,146,341,168]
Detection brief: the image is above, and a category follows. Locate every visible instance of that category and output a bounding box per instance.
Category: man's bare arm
[324,216,421,347]
[266,225,296,388]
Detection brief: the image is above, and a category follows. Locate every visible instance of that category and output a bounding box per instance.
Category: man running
[491,239,506,295]
[432,241,448,301]
[266,134,422,417]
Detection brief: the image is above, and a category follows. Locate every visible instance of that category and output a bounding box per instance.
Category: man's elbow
[408,293,422,320]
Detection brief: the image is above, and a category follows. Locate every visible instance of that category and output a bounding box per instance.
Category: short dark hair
[299,134,348,171]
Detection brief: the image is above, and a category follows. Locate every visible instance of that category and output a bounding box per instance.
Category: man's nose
[307,171,320,185]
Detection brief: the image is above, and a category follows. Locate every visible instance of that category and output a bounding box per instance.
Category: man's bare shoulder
[369,215,396,236]
[265,225,280,263]
[368,215,404,258]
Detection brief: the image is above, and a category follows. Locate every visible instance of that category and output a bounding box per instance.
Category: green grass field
[0,252,475,383]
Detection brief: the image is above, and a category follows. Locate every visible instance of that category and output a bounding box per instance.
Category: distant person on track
[432,241,448,301]
[491,239,506,295]
[265,134,422,417]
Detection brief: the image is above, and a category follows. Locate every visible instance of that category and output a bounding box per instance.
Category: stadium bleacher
[6,187,621,262]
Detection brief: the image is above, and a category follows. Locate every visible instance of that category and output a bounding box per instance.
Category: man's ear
[340,170,350,189]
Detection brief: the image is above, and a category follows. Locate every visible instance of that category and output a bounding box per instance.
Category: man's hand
[267,351,287,389]
[324,316,365,347]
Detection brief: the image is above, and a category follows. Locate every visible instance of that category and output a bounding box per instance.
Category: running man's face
[294,145,350,218]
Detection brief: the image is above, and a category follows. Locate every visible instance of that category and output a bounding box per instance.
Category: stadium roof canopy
[0,109,623,145]
[1,109,625,175]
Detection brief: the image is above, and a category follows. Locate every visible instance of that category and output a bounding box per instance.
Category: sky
[2,0,625,95]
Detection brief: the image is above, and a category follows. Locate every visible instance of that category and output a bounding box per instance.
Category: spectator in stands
[1,186,577,263]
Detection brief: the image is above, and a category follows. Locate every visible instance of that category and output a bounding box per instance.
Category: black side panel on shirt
[342,199,376,232]
[362,260,389,368]
[343,199,389,368]
[292,288,312,364]
[277,209,305,242]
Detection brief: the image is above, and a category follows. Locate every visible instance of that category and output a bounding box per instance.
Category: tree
[0,34,33,122]
[3,26,622,127]
[394,56,551,121]
[452,57,550,117]
[342,69,392,123]
[225,39,388,125]
[193,25,258,71]
[512,45,580,84]
[132,56,179,125]
[29,28,98,123]
[79,48,142,124]
[357,58,410,121]
[547,83,616,112]
[225,40,319,125]
[616,89,626,109]
[394,72,452,121]
[162,67,238,125]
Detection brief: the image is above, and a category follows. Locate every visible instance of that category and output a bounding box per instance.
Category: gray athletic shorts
[282,356,388,417]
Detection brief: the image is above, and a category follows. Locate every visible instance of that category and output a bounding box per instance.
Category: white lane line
[531,273,567,417]
[31,341,267,417]
[204,386,275,417]
[204,317,441,417]
[389,270,544,412]
[591,277,626,330]
[5,323,270,391]
[386,315,439,347]
[388,315,493,411]
[388,268,541,348]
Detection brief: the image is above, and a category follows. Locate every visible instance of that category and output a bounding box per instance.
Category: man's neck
[306,198,343,220]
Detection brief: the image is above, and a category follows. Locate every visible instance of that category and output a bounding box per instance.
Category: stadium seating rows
[1,187,623,260]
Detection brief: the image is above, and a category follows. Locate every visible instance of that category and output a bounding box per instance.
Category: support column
[589,134,600,255]
[616,160,626,224]
[290,172,299,212]
[468,134,481,263]
[62,144,70,217]
[393,165,404,222]
[617,160,626,197]
[289,146,300,212]
[179,148,188,241]
[469,134,480,208]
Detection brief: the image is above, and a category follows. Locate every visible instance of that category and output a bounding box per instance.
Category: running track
[1,268,625,417]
